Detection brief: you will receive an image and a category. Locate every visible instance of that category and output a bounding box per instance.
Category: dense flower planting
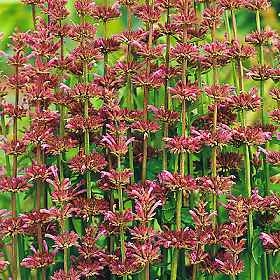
[0,0,280,279]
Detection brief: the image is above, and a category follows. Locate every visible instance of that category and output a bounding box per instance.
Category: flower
[47,166,85,204]
[158,171,197,192]
[131,120,160,135]
[232,126,267,146]
[51,268,81,280]
[204,84,234,102]
[260,232,280,253]
[69,152,107,174]
[21,241,57,269]
[169,81,201,102]
[164,136,202,154]
[0,217,25,237]
[215,252,244,275]
[101,134,134,156]
[246,29,277,46]
[103,209,134,233]
[245,0,271,10]
[227,88,260,111]
[202,6,224,29]
[158,228,196,249]
[218,0,245,10]
[197,176,235,195]
[46,231,79,249]
[100,169,132,190]
[0,176,31,193]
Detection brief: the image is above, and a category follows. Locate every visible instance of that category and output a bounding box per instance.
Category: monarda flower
[51,268,81,280]
[2,103,27,119]
[21,241,57,269]
[270,109,280,123]
[133,4,161,23]
[40,0,69,21]
[0,217,25,238]
[103,209,133,233]
[47,166,85,204]
[133,188,162,223]
[134,43,165,60]
[204,84,233,102]
[0,176,31,193]
[260,231,280,253]
[109,255,141,276]
[202,6,225,30]
[0,139,27,156]
[128,241,161,268]
[164,136,202,154]
[131,120,160,135]
[203,41,232,67]
[91,3,120,22]
[158,171,197,192]
[232,126,267,146]
[132,70,164,88]
[197,176,235,195]
[217,152,242,171]
[246,29,277,46]
[77,260,104,278]
[227,88,260,111]
[130,226,156,243]
[46,231,79,249]
[245,0,271,10]
[169,81,201,102]
[71,197,109,219]
[94,37,121,54]
[74,0,94,17]
[229,41,256,60]
[42,135,77,155]
[158,228,196,249]
[270,88,280,102]
[170,43,199,64]
[194,127,232,147]
[25,163,52,182]
[215,252,244,276]
[148,105,179,124]
[218,0,245,10]
[69,152,107,174]
[247,65,274,81]
[0,258,9,272]
[101,134,134,157]
[66,115,103,133]
[100,169,132,190]
[20,211,52,236]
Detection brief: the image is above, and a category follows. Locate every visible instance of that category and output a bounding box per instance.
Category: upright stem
[59,20,65,181]
[81,14,91,198]
[11,64,19,280]
[142,12,153,182]
[127,4,135,183]
[31,4,36,30]
[117,156,127,280]
[170,154,179,280]
[162,2,171,171]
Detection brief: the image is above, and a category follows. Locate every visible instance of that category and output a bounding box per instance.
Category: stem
[1,113,11,176]
[11,64,19,280]
[126,5,135,183]
[142,134,148,182]
[144,263,150,280]
[192,264,197,280]
[142,13,153,182]
[31,4,36,30]
[117,156,127,280]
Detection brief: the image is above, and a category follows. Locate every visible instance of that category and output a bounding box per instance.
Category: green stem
[117,156,127,280]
